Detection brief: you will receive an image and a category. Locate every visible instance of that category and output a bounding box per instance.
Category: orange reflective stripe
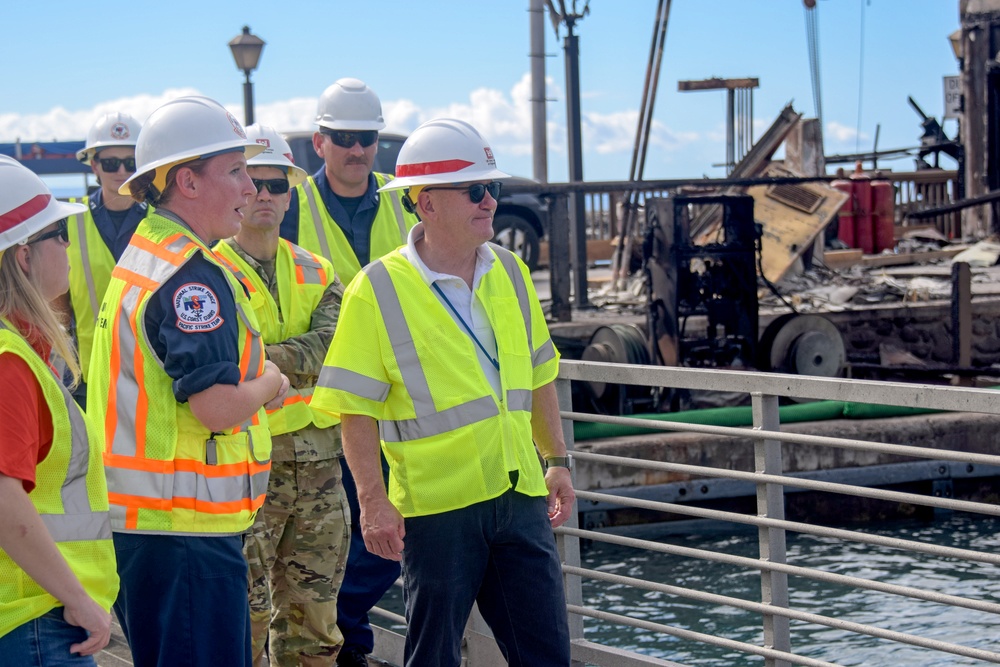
[104,452,173,473]
[129,232,194,265]
[215,252,257,294]
[125,506,139,530]
[110,492,260,516]
[111,266,159,292]
[128,309,150,459]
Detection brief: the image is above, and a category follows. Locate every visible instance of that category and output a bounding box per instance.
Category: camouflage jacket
[224,239,343,462]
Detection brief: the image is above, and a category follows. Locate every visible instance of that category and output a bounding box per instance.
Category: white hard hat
[76,112,142,163]
[246,125,307,187]
[0,155,85,252]
[315,78,386,131]
[378,118,510,192]
[120,96,265,196]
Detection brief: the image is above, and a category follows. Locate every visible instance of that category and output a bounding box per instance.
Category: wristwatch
[544,455,573,471]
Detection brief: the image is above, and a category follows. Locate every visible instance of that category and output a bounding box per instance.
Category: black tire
[492,214,541,271]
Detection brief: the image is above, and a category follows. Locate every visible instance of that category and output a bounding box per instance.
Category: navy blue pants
[337,455,401,652]
[401,489,571,667]
[112,533,252,667]
[0,608,95,667]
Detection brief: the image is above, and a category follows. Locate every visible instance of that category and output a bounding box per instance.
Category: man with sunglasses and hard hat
[63,112,149,408]
[280,76,417,667]
[311,118,575,667]
[214,124,350,666]
[88,97,289,667]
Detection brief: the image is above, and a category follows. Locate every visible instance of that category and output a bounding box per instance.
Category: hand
[544,466,576,528]
[63,596,111,656]
[360,496,406,562]
[261,361,290,411]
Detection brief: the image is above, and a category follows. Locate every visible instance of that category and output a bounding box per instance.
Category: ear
[13,244,31,277]
[173,166,199,200]
[416,190,436,219]
[312,132,325,158]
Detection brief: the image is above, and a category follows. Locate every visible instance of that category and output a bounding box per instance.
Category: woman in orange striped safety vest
[87,97,289,667]
[0,156,118,666]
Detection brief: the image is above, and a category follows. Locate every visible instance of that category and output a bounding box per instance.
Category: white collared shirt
[399,222,502,398]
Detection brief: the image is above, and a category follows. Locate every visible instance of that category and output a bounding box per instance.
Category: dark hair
[128,157,210,206]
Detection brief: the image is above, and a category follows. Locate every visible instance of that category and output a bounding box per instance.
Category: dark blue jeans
[113,533,252,667]
[337,455,401,653]
[401,489,571,667]
[0,608,95,667]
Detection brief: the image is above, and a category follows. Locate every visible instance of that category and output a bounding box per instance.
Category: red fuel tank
[871,179,895,253]
[832,179,855,249]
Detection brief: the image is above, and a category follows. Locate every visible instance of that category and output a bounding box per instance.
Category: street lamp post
[228,26,265,127]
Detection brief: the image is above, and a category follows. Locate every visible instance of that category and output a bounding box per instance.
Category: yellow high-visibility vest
[311,244,559,517]
[88,212,272,535]
[0,320,118,637]
[66,197,149,382]
[294,172,418,286]
[214,238,336,435]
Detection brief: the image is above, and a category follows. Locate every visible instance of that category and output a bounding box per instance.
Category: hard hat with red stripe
[0,155,86,252]
[377,118,510,192]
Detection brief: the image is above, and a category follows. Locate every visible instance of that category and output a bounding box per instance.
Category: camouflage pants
[245,458,351,666]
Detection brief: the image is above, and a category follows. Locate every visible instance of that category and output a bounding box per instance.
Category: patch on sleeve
[173,283,224,333]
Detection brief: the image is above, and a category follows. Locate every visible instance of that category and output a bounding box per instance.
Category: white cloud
[0,88,202,141]
[826,120,869,144]
[0,73,701,180]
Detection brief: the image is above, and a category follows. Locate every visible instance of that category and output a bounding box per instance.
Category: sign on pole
[944,76,961,119]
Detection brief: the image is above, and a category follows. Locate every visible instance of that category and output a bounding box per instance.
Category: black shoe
[337,645,369,667]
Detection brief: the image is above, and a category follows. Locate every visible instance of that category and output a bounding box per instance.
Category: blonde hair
[0,247,80,387]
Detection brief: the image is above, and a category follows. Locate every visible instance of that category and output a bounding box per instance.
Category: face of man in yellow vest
[417,179,499,251]
[242,165,292,232]
[311,129,377,197]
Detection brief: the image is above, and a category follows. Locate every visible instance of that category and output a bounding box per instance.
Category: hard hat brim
[118,141,267,196]
[378,167,511,192]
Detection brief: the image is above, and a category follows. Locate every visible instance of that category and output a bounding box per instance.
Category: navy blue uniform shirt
[278,168,381,266]
[89,189,149,261]
[143,251,243,403]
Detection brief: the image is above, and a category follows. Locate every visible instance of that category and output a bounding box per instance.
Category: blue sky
[1,0,959,185]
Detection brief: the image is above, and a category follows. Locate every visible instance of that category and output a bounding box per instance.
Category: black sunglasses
[97,156,137,173]
[27,219,69,245]
[423,181,502,204]
[252,178,291,195]
[322,130,378,149]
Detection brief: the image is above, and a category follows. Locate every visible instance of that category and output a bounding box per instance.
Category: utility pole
[548,0,591,309]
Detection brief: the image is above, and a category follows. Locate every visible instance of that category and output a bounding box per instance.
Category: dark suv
[284,131,548,271]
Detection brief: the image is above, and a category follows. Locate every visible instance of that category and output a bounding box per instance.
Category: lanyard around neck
[431,282,500,372]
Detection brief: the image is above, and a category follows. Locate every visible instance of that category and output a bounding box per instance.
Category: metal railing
[368,359,1000,666]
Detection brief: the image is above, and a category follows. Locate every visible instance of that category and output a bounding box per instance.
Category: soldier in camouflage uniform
[216,125,350,666]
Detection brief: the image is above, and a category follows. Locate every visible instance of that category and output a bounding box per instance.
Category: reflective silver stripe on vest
[110,285,144,457]
[377,173,408,241]
[41,512,112,541]
[317,365,391,402]
[365,261,436,417]
[381,395,499,443]
[389,192,406,240]
[302,183,334,264]
[490,244,533,352]
[533,339,557,367]
[237,303,264,380]
[71,210,101,323]
[290,244,326,286]
[0,321,108,542]
[506,389,533,413]
[107,466,268,505]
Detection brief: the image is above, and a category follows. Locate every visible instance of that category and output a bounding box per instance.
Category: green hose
[572,387,997,442]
